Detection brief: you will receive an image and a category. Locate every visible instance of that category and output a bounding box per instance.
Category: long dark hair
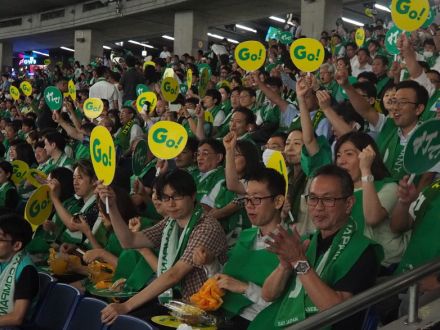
[236,140,263,180]
[334,132,390,180]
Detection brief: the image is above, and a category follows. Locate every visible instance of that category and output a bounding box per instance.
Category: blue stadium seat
[33,282,81,330]
[27,272,56,322]
[107,315,157,330]
[66,296,108,330]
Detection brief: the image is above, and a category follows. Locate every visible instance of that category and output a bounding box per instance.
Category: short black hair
[311,164,354,197]
[353,81,377,98]
[240,87,256,98]
[0,214,33,249]
[44,131,66,151]
[357,48,370,57]
[396,80,429,107]
[185,136,199,154]
[198,138,226,159]
[356,71,378,85]
[156,169,196,199]
[234,107,256,125]
[205,89,222,106]
[248,167,285,198]
[374,55,389,67]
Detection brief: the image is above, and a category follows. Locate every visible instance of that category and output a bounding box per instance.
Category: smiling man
[336,67,430,185]
[248,165,382,330]
[97,169,227,325]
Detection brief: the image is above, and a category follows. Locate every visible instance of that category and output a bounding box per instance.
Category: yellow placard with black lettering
[264,150,288,196]
[26,169,47,188]
[20,81,32,97]
[161,77,179,102]
[25,185,53,226]
[10,86,20,101]
[391,0,430,31]
[355,28,366,47]
[84,98,104,119]
[11,160,29,185]
[234,41,267,72]
[68,80,76,101]
[136,91,158,113]
[148,121,188,160]
[90,126,116,185]
[290,38,325,73]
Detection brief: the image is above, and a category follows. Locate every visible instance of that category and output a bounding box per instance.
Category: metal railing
[287,256,440,330]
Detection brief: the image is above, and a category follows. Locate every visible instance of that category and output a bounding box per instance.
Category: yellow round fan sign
[84,98,104,119]
[148,121,188,160]
[264,150,288,196]
[90,126,116,185]
[391,0,430,31]
[68,80,76,101]
[290,38,325,73]
[161,77,179,102]
[11,160,29,185]
[25,185,53,226]
[10,86,20,101]
[355,28,366,47]
[187,69,193,90]
[136,91,158,113]
[234,41,267,71]
[20,81,32,97]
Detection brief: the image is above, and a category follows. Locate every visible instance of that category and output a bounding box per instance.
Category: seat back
[30,272,56,321]
[34,282,81,330]
[107,315,157,330]
[67,297,108,330]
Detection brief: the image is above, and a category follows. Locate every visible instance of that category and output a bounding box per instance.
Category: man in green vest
[248,165,382,329]
[336,67,433,187]
[0,214,38,328]
[43,131,74,173]
[195,168,286,329]
[372,55,393,99]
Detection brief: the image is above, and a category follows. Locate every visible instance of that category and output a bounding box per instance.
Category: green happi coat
[249,220,382,330]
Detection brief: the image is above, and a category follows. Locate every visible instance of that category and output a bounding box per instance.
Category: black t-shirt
[15,265,39,301]
[315,232,380,329]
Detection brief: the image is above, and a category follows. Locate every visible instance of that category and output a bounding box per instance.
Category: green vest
[289,110,325,132]
[0,181,15,208]
[221,228,279,316]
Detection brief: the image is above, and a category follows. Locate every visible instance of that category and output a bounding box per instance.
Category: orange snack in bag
[190,278,225,311]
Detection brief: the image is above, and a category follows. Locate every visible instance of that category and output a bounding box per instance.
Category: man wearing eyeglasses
[193,167,285,329]
[195,138,243,245]
[247,165,382,330]
[336,62,433,188]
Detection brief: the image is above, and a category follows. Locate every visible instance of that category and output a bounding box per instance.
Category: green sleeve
[300,136,333,176]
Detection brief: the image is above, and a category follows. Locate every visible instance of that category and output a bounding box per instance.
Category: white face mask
[187,108,196,117]
[423,51,434,58]
[62,106,67,112]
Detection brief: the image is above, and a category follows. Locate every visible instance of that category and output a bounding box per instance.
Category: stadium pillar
[0,42,13,72]
[173,11,208,57]
[74,30,103,65]
[301,0,342,39]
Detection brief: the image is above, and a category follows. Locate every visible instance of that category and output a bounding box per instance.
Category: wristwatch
[293,260,311,275]
[361,174,374,183]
